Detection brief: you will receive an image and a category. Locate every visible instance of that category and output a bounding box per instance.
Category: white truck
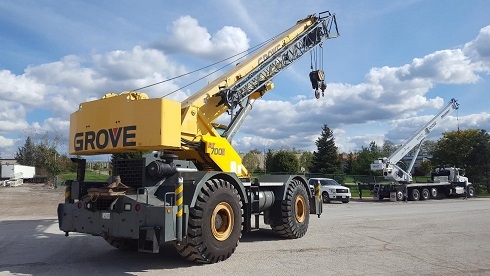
[0,164,36,187]
[308,178,351,203]
[1,164,36,179]
[361,98,474,201]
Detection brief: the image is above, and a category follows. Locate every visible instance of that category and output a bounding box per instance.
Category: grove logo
[73,125,136,151]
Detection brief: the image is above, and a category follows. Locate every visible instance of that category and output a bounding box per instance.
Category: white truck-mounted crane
[58,11,339,264]
[363,98,474,201]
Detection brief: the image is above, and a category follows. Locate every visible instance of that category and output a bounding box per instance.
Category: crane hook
[309,70,326,99]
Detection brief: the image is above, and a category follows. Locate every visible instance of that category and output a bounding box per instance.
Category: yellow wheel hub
[211,202,234,241]
[294,195,306,223]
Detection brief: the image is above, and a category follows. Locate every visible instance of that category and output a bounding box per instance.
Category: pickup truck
[308,178,351,203]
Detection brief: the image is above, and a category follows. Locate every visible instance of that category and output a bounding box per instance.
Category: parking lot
[1,184,490,276]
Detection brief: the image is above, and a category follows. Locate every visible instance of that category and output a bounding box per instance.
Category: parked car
[308,178,351,203]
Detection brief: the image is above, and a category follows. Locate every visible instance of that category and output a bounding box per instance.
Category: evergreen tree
[265,149,274,173]
[311,124,341,174]
[15,136,36,166]
[343,152,355,174]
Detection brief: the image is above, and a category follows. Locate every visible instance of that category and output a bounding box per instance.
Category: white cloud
[0,102,28,133]
[154,15,250,61]
[464,26,490,68]
[0,70,46,105]
[0,135,16,149]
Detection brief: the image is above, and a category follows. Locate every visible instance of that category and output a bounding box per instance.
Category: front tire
[322,192,330,203]
[175,179,243,263]
[430,188,438,199]
[467,186,475,198]
[270,180,310,239]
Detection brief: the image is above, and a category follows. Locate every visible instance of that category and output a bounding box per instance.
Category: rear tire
[103,236,138,251]
[270,179,310,239]
[175,179,243,263]
[421,188,430,200]
[409,188,420,201]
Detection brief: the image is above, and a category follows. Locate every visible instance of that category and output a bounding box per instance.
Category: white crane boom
[371,98,459,183]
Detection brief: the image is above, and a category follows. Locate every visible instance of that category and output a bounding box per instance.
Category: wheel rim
[295,195,306,223]
[211,202,234,241]
[468,188,474,197]
[396,191,403,200]
[431,188,437,198]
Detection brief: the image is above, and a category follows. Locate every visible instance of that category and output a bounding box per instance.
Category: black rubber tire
[175,179,243,264]
[270,179,310,239]
[396,190,404,201]
[322,192,330,203]
[421,188,430,200]
[467,186,475,198]
[409,188,420,201]
[430,187,438,199]
[103,236,138,251]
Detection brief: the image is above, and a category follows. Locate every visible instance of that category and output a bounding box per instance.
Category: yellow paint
[69,92,181,155]
[175,185,183,194]
[176,197,183,206]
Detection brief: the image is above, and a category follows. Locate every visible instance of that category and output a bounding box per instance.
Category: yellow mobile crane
[59,11,339,263]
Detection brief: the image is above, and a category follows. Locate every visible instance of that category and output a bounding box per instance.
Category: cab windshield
[316,179,340,186]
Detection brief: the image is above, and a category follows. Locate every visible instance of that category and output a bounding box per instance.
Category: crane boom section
[182,11,338,113]
[388,98,459,164]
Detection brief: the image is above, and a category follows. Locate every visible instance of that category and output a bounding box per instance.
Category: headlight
[329,189,335,193]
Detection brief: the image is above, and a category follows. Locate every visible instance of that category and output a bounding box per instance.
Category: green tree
[464,130,490,192]
[265,149,275,173]
[299,151,314,172]
[420,140,437,155]
[111,151,148,161]
[343,152,355,174]
[15,133,64,178]
[432,129,482,168]
[270,150,299,173]
[311,124,341,174]
[419,159,433,176]
[351,141,381,175]
[93,162,101,171]
[15,136,36,166]
[242,151,260,172]
[381,140,397,157]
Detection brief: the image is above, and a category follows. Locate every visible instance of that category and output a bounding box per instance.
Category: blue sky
[0,0,489,159]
